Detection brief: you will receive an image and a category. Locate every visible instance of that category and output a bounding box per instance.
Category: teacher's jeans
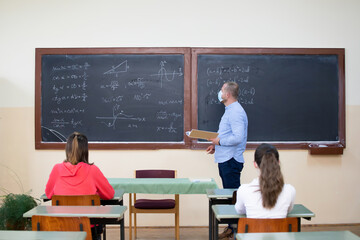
[218,157,244,232]
[218,157,244,189]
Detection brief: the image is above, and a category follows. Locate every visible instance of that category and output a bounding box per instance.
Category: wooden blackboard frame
[35,47,191,150]
[190,48,345,154]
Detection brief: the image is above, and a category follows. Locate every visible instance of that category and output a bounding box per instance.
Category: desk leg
[103,225,106,240]
[214,218,219,240]
[298,218,301,232]
[121,217,125,240]
[120,199,124,240]
[209,199,212,240]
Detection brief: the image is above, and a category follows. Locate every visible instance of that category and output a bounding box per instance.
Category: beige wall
[1,0,360,226]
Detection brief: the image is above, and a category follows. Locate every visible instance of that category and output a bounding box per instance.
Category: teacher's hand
[211,137,220,145]
[206,145,215,154]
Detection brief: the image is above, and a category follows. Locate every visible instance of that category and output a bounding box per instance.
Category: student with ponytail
[235,143,295,218]
[45,132,114,200]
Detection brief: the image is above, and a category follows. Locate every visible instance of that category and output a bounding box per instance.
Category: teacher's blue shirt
[214,101,248,163]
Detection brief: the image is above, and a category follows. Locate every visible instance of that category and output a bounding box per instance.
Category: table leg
[214,218,219,240]
[298,218,301,232]
[121,217,125,240]
[103,225,106,240]
[209,199,213,240]
[120,199,124,240]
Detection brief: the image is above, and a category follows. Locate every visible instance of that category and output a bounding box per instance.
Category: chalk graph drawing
[96,104,145,129]
[41,126,67,142]
[151,61,183,88]
[103,60,129,77]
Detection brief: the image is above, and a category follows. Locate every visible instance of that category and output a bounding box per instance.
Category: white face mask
[218,90,224,103]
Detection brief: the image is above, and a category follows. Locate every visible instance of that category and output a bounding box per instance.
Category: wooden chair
[237,217,299,233]
[51,195,103,239]
[129,170,179,240]
[51,195,101,206]
[32,215,92,240]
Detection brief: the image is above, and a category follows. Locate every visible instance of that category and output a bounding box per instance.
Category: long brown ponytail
[255,143,284,209]
[65,132,91,165]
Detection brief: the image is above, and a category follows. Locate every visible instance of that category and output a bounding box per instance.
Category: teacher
[206,81,248,239]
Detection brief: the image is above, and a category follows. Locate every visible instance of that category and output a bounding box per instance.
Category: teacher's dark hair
[65,132,92,165]
[255,143,284,209]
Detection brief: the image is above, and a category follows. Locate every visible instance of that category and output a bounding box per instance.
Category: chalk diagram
[96,104,145,129]
[41,126,67,142]
[151,61,183,88]
[103,60,129,77]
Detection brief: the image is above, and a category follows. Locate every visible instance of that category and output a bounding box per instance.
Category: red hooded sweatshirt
[45,162,114,200]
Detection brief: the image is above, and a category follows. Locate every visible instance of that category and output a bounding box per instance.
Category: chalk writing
[52,93,88,104]
[52,72,89,81]
[134,93,151,101]
[52,63,90,71]
[52,81,87,94]
[206,65,250,76]
[157,122,177,133]
[156,111,182,121]
[239,87,256,97]
[100,81,120,91]
[50,108,85,114]
[128,78,146,89]
[51,118,83,128]
[102,95,124,103]
[158,99,183,105]
[239,97,254,105]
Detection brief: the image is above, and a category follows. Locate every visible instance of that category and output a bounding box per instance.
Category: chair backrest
[237,217,299,233]
[135,169,176,178]
[32,215,92,240]
[231,190,237,204]
[52,195,101,206]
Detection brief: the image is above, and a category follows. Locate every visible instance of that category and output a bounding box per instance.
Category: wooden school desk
[40,189,125,240]
[23,205,127,240]
[236,231,360,240]
[206,188,237,240]
[0,230,87,240]
[211,204,315,240]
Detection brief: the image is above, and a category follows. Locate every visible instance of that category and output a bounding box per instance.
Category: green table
[109,178,218,240]
[236,231,360,240]
[0,230,87,240]
[108,178,218,194]
[212,204,315,240]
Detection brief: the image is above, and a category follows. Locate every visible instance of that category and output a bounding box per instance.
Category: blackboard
[35,48,191,149]
[191,48,345,154]
[36,47,345,153]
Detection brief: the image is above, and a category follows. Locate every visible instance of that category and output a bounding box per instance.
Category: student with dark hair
[235,143,295,218]
[45,132,114,240]
[45,132,114,199]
